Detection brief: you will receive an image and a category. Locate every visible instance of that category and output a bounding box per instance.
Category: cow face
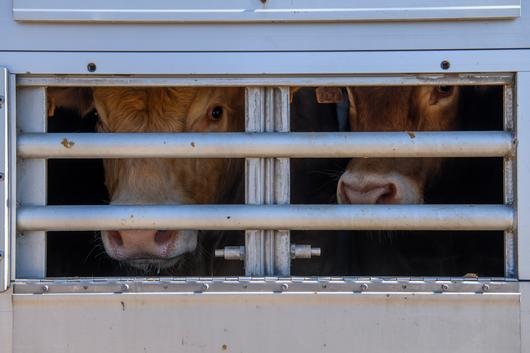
[92,87,244,270]
[337,86,460,205]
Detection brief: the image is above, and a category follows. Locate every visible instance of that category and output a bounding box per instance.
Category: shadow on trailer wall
[46,86,504,278]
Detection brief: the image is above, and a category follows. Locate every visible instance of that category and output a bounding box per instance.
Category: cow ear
[289,87,300,103]
[315,87,343,104]
[47,87,94,117]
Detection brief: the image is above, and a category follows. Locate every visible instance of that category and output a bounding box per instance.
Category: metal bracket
[1,68,10,292]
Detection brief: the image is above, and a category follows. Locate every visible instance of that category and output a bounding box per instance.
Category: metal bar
[0,68,9,291]
[12,3,521,23]
[245,87,291,276]
[16,88,47,279]
[13,278,518,295]
[245,87,265,276]
[17,205,514,232]
[271,87,290,276]
[516,72,530,279]
[503,83,516,278]
[16,73,513,87]
[18,131,513,159]
[8,74,16,283]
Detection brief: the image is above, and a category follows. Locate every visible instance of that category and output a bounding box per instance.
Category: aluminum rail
[17,205,514,231]
[17,131,513,159]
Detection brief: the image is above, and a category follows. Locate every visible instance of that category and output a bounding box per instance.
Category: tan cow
[49,87,244,273]
[337,86,460,205]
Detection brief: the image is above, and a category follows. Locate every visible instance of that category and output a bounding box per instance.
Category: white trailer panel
[11,291,521,353]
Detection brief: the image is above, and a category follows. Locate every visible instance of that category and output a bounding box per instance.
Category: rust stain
[61,138,75,148]
[120,301,125,311]
[407,131,416,139]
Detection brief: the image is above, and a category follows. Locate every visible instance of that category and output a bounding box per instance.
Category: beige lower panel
[0,288,13,353]
[13,292,520,353]
[522,282,530,353]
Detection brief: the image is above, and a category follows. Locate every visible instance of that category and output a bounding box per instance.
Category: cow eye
[209,106,224,121]
[436,86,454,96]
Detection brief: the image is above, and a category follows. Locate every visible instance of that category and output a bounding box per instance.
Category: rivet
[41,285,49,293]
[440,60,450,70]
[201,283,209,291]
[441,284,449,291]
[87,63,97,72]
[360,283,368,291]
[280,283,289,291]
[121,283,129,292]
[482,284,490,292]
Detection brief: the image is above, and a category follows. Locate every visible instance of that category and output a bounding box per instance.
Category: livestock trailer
[1,0,530,352]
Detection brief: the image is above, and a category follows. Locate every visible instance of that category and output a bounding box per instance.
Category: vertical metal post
[0,68,9,291]
[245,87,290,276]
[504,83,516,278]
[16,87,47,279]
[516,73,530,280]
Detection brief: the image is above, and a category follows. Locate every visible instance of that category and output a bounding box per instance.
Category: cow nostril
[108,231,124,247]
[155,230,174,245]
[375,184,398,204]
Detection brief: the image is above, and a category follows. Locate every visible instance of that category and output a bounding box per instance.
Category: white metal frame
[0,68,8,292]
[12,0,521,22]
[10,73,518,283]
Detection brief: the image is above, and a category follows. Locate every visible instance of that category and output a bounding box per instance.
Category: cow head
[48,87,244,270]
[337,86,460,205]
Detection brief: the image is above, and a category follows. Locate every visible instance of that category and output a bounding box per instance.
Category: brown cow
[49,87,245,273]
[337,86,460,205]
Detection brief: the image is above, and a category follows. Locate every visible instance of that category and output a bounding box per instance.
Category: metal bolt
[120,283,129,292]
[41,285,49,293]
[201,283,209,291]
[215,246,245,260]
[440,60,450,70]
[280,283,289,291]
[291,244,321,259]
[360,283,368,291]
[482,284,490,292]
[441,284,449,291]
[87,63,97,72]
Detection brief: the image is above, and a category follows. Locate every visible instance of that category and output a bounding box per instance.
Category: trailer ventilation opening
[13,76,515,291]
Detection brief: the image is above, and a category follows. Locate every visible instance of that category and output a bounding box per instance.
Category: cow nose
[338,179,398,204]
[105,229,177,258]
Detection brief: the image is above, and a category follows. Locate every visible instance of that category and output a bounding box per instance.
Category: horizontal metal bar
[13,278,518,294]
[18,131,513,159]
[17,205,514,231]
[17,73,513,87]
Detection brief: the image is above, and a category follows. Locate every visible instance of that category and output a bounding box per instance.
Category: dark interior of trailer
[45,85,505,278]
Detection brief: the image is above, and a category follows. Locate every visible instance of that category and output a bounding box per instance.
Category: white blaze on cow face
[337,86,460,205]
[92,87,244,269]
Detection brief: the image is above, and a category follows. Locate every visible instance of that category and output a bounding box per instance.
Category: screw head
[280,283,289,291]
[482,284,490,292]
[441,284,449,291]
[440,60,450,70]
[41,285,49,293]
[87,63,97,72]
[201,283,209,291]
[120,283,129,292]
[360,283,368,291]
